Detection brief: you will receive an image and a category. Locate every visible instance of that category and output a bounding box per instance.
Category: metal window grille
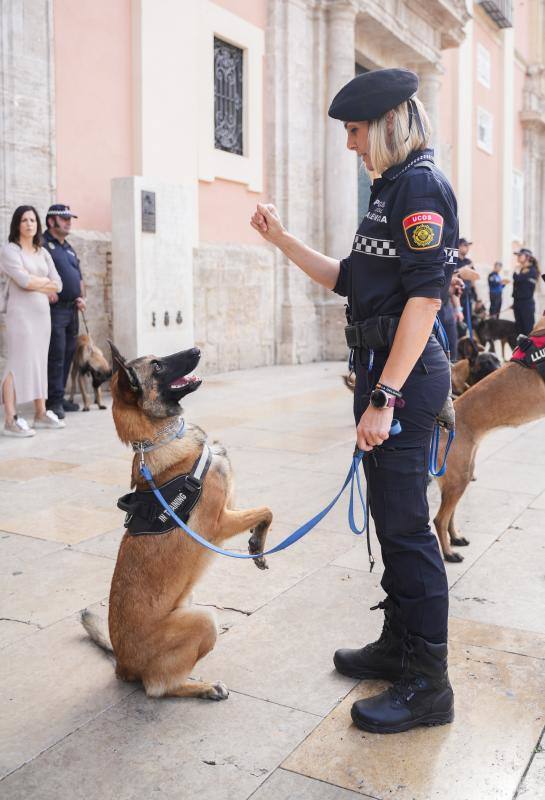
[214,37,243,155]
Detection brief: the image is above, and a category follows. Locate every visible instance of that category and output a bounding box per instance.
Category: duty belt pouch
[344,316,400,350]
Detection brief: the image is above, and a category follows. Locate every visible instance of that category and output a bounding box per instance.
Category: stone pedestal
[111,177,196,360]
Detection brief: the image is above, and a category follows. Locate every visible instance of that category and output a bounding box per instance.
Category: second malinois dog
[81,344,272,700]
[69,334,112,411]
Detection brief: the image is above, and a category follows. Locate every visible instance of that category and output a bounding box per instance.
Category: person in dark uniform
[43,204,86,419]
[488,261,508,317]
[251,68,456,734]
[512,248,538,336]
[457,237,479,329]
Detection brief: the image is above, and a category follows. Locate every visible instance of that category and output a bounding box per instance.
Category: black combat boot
[350,633,454,733]
[333,598,405,681]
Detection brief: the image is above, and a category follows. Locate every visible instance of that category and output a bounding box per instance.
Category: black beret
[328,68,419,122]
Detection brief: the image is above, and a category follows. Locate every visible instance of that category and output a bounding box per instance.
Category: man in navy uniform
[43,204,86,419]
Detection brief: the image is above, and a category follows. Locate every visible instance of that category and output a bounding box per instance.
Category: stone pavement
[1,361,544,800]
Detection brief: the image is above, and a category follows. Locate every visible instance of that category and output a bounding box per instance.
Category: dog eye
[153,361,164,373]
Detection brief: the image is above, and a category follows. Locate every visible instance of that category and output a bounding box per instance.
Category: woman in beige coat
[1,205,65,436]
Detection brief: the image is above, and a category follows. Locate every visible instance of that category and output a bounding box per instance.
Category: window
[513,170,524,241]
[477,107,493,154]
[477,43,491,88]
[214,37,243,155]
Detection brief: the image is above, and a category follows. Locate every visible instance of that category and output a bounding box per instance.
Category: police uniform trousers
[47,302,79,406]
[489,293,502,317]
[354,336,450,643]
[513,299,535,337]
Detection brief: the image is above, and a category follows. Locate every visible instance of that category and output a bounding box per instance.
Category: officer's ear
[108,341,141,393]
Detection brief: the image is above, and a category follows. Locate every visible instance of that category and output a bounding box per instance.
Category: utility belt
[344,315,400,352]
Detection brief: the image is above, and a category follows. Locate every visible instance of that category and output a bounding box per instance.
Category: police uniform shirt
[488,271,503,294]
[43,229,82,301]
[513,265,538,301]
[333,149,459,321]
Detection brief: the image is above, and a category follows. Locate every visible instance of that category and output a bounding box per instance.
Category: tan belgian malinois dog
[81,344,272,700]
[434,322,545,562]
[69,334,112,411]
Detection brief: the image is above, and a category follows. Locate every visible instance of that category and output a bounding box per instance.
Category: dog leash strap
[429,424,455,478]
[139,456,362,560]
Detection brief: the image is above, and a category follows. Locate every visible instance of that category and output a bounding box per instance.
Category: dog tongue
[170,375,198,390]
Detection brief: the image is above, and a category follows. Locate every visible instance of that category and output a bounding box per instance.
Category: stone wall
[193,243,275,374]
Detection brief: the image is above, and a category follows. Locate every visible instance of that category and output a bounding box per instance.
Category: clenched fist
[250,203,286,246]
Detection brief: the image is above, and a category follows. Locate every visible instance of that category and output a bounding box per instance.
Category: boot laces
[389,637,423,704]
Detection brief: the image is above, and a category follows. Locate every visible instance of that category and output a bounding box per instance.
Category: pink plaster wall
[199,0,268,245]
[438,48,458,190]
[471,16,503,266]
[53,0,132,232]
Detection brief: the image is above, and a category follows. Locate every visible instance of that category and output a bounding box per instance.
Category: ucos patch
[402,211,444,250]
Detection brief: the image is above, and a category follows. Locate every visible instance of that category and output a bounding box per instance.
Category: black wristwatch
[370,389,405,409]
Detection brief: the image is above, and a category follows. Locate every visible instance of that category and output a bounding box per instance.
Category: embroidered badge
[402,211,444,250]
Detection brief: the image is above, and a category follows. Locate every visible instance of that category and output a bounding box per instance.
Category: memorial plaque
[141,190,156,233]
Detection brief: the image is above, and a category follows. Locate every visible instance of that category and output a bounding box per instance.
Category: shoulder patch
[402,211,443,250]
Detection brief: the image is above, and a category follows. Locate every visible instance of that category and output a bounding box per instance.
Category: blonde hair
[368,96,431,176]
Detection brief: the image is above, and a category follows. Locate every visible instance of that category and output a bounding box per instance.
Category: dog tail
[80,608,113,653]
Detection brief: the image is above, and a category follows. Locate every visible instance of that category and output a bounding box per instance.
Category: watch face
[370,389,388,409]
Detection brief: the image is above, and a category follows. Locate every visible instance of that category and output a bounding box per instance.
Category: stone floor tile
[0,457,78,482]
[449,617,545,661]
[1,501,122,544]
[251,769,369,799]
[531,489,545,509]
[517,732,545,798]
[65,457,133,487]
[283,640,545,800]
[73,527,123,560]
[464,457,545,497]
[0,687,317,800]
[0,531,64,575]
[0,612,134,780]
[198,565,386,717]
[0,619,39,649]
[1,548,114,627]
[449,526,545,634]
[194,527,357,615]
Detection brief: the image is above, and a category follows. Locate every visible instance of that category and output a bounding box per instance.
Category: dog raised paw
[248,532,268,570]
[206,681,229,701]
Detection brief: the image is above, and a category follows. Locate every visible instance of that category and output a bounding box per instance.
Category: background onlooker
[0,205,65,437]
[487,261,509,317]
[458,237,479,327]
[43,204,86,419]
[512,248,539,336]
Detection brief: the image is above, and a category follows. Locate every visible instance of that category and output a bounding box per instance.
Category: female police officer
[512,247,539,336]
[251,68,456,734]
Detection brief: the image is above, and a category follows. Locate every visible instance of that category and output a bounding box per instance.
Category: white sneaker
[3,416,36,437]
[32,409,66,430]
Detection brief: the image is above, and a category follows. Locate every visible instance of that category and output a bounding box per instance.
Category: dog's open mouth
[170,374,200,390]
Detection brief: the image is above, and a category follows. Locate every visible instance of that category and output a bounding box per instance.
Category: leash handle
[429,424,455,477]
[80,309,90,335]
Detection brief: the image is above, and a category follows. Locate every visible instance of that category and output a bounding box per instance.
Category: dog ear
[108,341,141,393]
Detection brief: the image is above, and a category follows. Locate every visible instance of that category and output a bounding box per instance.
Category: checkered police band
[352,235,397,257]
[352,237,459,266]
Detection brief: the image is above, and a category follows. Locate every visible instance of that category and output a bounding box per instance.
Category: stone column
[324,0,358,260]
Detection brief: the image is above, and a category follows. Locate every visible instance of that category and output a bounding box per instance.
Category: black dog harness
[511,334,545,382]
[117,444,213,536]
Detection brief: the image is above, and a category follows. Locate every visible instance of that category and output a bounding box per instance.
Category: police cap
[46,203,78,219]
[328,68,419,122]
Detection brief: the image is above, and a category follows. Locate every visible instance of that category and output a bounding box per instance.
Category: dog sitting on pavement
[69,334,112,411]
[81,343,272,701]
[434,321,545,562]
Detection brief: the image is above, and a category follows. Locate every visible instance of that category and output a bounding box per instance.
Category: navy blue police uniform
[43,219,81,412]
[334,147,456,642]
[512,264,537,336]
[328,67,456,734]
[488,270,503,316]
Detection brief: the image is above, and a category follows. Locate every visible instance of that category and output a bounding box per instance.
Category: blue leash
[430,315,456,476]
[464,293,473,340]
[139,419,402,564]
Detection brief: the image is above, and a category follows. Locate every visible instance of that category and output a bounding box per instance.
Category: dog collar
[131,416,185,454]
